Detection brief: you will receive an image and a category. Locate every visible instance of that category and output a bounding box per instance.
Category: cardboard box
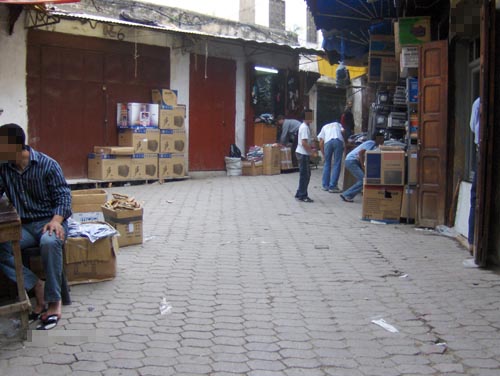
[71,189,107,222]
[118,128,160,153]
[408,146,418,185]
[368,55,398,83]
[160,129,187,153]
[400,46,419,68]
[117,103,159,128]
[365,150,405,185]
[394,17,431,58]
[369,35,395,56]
[362,185,403,223]
[65,234,119,284]
[159,106,186,129]
[151,89,178,109]
[242,160,263,176]
[93,146,134,155]
[280,147,293,170]
[263,145,281,175]
[88,154,133,181]
[102,207,143,247]
[130,154,158,180]
[400,186,417,220]
[158,153,186,179]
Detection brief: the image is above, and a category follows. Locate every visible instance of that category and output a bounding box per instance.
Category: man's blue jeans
[342,159,365,200]
[0,219,67,302]
[295,152,311,199]
[322,138,344,190]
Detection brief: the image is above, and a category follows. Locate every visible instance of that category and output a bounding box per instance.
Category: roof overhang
[37,7,324,58]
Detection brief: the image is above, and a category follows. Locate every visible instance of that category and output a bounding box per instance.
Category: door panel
[189,54,236,171]
[417,40,448,227]
[27,30,169,178]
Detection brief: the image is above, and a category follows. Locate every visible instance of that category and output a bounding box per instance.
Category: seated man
[0,123,71,330]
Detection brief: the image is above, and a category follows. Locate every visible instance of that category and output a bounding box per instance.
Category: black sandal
[36,314,60,330]
[29,307,47,323]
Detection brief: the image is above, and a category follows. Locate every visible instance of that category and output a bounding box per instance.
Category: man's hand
[43,217,65,240]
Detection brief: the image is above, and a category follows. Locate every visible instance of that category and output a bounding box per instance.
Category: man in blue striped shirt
[0,123,72,330]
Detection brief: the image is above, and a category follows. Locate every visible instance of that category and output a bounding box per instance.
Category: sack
[229,144,242,158]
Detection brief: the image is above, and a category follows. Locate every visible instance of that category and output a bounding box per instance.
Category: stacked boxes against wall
[88,103,160,181]
[152,89,188,180]
[362,148,406,223]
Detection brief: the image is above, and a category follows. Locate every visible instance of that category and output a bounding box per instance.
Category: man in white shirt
[295,110,315,203]
[468,97,480,255]
[318,121,344,193]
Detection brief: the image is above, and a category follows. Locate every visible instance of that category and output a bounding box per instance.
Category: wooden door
[189,54,236,170]
[27,31,169,179]
[417,40,448,227]
[475,0,495,266]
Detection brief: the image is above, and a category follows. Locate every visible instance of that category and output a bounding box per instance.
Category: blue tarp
[306,0,397,60]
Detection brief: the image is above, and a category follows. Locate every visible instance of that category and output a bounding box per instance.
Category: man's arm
[44,161,72,240]
[358,149,367,170]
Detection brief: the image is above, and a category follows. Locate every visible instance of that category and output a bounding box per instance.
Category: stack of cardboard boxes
[362,148,406,223]
[87,89,187,181]
[153,89,188,180]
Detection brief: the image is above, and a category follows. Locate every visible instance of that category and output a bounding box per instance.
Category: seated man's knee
[40,232,64,252]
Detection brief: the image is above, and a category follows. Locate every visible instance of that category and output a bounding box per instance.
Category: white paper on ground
[371,318,399,333]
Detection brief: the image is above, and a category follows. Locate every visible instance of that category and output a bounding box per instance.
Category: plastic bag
[229,144,242,158]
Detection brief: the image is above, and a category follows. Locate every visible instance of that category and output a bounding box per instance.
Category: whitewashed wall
[0,6,28,134]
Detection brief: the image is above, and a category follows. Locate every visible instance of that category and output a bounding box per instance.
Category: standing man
[295,110,315,203]
[340,101,355,141]
[340,130,385,203]
[468,97,480,255]
[0,123,72,330]
[276,115,301,166]
[318,121,344,193]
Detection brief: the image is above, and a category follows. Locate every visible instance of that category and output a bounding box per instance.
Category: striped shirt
[0,147,72,222]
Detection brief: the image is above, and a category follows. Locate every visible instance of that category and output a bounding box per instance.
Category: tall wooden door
[475,0,495,266]
[189,54,236,170]
[27,31,169,178]
[417,40,448,227]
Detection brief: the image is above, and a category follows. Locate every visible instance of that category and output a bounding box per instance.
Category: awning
[306,0,397,63]
[0,1,79,3]
[317,57,367,80]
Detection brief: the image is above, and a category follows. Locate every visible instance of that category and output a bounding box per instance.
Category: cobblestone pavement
[1,169,500,376]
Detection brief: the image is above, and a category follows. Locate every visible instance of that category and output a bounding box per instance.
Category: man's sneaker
[328,187,342,193]
[297,197,314,203]
[340,194,353,203]
[321,186,328,191]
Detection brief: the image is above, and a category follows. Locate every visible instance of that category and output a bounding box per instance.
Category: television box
[280,147,293,170]
[88,154,133,181]
[407,77,418,103]
[65,234,119,284]
[71,189,107,223]
[365,150,405,185]
[263,145,281,175]
[130,153,158,180]
[158,153,186,179]
[93,146,134,155]
[394,17,431,58]
[368,55,398,83]
[118,128,160,153]
[362,185,403,223]
[102,207,143,247]
[159,106,186,129]
[242,160,263,176]
[408,146,418,185]
[400,186,417,220]
[160,129,187,153]
[117,103,159,128]
[152,89,178,109]
[369,35,395,56]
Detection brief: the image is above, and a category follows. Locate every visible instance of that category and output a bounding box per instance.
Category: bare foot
[42,300,62,320]
[33,280,45,313]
